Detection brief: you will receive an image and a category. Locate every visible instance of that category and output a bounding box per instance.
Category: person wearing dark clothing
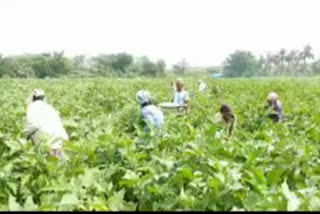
[266,92,285,123]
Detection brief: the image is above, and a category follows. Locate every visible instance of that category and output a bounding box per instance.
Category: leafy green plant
[0,77,320,211]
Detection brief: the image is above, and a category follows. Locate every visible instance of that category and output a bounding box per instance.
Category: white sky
[0,0,320,67]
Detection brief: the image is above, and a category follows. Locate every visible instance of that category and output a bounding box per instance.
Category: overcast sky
[0,0,320,67]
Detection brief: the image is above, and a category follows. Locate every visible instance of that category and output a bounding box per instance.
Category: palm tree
[284,53,292,65]
[279,48,286,65]
[273,54,281,66]
[288,50,300,65]
[264,53,275,74]
[302,44,314,63]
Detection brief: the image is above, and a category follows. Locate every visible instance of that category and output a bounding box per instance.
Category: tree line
[0,52,167,78]
[1,45,320,78]
[223,45,320,77]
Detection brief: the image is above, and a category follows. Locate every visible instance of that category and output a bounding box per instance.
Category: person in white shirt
[136,90,164,131]
[24,89,69,157]
[198,80,207,92]
[172,79,190,107]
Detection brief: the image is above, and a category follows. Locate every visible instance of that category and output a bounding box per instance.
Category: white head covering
[33,89,45,98]
[136,90,151,106]
[268,92,278,101]
[27,89,45,105]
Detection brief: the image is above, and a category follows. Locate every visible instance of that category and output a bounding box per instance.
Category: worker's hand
[50,148,62,158]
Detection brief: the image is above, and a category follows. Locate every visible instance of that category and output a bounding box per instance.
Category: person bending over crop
[24,89,69,158]
[214,104,237,138]
[198,80,207,92]
[136,90,164,132]
[172,78,189,107]
[266,92,285,123]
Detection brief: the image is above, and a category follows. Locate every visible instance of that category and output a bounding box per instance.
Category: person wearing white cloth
[172,79,189,107]
[136,90,164,131]
[198,80,207,92]
[24,89,69,157]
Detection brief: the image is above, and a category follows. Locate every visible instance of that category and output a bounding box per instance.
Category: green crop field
[1,77,320,211]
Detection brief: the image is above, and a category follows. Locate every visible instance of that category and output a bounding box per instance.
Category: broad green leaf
[281,181,301,211]
[60,193,79,205]
[107,189,125,211]
[310,197,320,210]
[23,196,38,211]
[79,168,99,188]
[8,195,20,211]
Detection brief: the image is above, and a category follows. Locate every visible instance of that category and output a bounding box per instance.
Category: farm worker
[198,80,207,92]
[214,104,237,138]
[266,92,285,123]
[136,90,164,131]
[172,78,190,107]
[24,89,69,157]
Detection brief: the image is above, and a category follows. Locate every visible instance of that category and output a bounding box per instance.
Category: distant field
[0,77,320,211]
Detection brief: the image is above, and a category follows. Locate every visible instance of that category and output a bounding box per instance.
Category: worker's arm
[275,101,285,122]
[172,92,176,103]
[24,123,39,141]
[142,109,154,128]
[184,92,190,107]
[228,116,237,138]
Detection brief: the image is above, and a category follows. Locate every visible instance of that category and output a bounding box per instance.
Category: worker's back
[25,100,68,142]
[141,104,164,129]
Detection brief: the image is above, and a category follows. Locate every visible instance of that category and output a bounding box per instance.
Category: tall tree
[302,44,314,63]
[223,51,260,77]
[90,54,114,76]
[138,57,166,77]
[156,60,166,76]
[279,48,286,65]
[173,58,188,74]
[111,53,133,73]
